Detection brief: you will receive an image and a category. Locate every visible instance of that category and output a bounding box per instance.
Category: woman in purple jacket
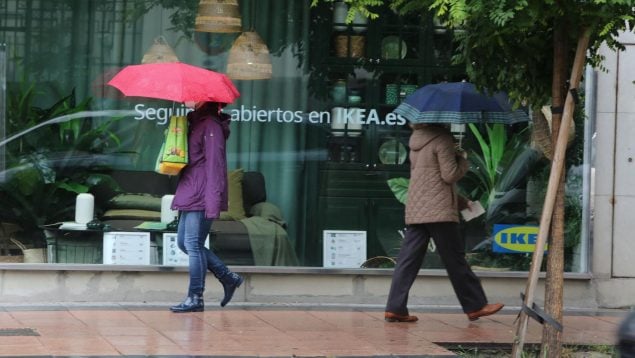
[169,101,243,313]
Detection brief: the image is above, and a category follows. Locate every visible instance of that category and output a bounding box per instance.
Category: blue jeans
[177,211,229,296]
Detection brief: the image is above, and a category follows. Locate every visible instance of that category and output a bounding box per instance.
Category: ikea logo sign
[492,224,546,254]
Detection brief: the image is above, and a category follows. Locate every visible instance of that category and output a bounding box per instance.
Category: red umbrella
[107,62,240,104]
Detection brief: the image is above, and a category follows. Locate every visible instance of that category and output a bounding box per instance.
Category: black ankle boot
[220,272,243,307]
[170,294,204,313]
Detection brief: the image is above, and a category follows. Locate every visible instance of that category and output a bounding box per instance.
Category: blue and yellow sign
[492,224,546,254]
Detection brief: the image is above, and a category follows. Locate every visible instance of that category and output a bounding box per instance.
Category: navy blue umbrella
[393,81,529,124]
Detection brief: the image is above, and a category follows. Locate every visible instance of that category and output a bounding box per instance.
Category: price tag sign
[323,230,367,268]
[103,232,151,265]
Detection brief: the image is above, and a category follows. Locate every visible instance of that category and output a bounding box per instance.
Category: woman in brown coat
[384,123,503,322]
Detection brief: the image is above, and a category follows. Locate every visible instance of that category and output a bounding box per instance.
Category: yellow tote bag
[155,115,188,175]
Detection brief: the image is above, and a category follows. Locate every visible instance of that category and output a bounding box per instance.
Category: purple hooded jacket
[171,103,230,219]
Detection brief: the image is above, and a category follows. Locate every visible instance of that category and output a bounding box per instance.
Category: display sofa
[90,169,297,266]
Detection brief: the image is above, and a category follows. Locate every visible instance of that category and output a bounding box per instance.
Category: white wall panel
[617,46,635,114]
[612,196,635,276]
[594,112,616,196]
[611,45,635,277]
[597,43,618,114]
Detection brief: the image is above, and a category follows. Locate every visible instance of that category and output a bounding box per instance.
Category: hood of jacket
[188,102,231,139]
[409,125,447,151]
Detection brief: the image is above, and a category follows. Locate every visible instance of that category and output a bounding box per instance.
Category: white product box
[103,232,151,265]
[323,230,367,268]
[162,233,210,266]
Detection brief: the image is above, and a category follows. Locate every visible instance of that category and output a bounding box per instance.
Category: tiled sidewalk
[0,305,626,357]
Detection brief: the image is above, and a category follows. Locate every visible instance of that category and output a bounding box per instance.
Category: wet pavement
[0,304,626,357]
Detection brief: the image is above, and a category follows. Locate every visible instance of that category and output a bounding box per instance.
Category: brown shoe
[384,312,419,322]
[467,303,504,321]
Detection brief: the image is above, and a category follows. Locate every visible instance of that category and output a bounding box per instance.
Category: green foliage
[128,0,199,39]
[1,154,90,229]
[462,123,537,213]
[387,177,410,205]
[389,0,635,107]
[1,85,121,245]
[6,84,94,153]
[6,80,39,136]
[467,251,533,271]
[313,1,635,106]
[450,343,616,357]
[310,0,383,20]
[387,124,537,217]
[466,123,506,201]
[457,123,541,266]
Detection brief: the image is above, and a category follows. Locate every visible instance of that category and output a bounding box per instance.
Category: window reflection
[0,0,591,273]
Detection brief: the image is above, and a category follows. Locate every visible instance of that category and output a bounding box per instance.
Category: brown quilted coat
[405,126,468,224]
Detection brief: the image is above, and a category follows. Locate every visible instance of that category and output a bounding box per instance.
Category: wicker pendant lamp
[226,31,272,80]
[195,0,242,33]
[141,36,179,64]
[226,0,272,80]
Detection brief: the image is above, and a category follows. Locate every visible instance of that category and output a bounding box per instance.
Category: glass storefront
[0,0,592,272]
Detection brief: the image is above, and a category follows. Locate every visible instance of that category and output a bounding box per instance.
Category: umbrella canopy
[393,82,528,124]
[107,62,240,104]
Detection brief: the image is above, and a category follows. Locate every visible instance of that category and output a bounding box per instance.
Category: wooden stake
[511,28,591,357]
[541,18,569,358]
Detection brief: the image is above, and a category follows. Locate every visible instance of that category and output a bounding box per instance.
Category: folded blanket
[240,202,298,266]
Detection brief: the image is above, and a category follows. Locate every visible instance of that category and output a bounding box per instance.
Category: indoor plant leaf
[387,177,409,205]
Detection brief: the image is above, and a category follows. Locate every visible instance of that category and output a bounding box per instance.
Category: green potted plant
[386,123,541,270]
[459,123,540,270]
[1,83,122,249]
[462,123,540,225]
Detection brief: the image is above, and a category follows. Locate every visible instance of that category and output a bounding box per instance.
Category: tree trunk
[511,28,591,357]
[540,19,568,358]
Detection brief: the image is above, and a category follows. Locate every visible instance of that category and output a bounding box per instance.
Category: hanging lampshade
[141,36,179,64]
[226,31,272,80]
[195,0,242,33]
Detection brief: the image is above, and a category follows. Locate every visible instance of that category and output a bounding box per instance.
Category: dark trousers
[385,222,488,314]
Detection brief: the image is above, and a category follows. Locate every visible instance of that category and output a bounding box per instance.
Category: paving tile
[564,316,621,332]
[306,310,385,328]
[165,331,245,351]
[251,310,338,331]
[0,343,51,356]
[419,329,482,343]
[95,325,160,336]
[102,332,177,346]
[37,335,120,355]
[35,325,99,337]
[0,312,23,327]
[419,321,475,333]
[185,349,270,356]
[288,331,378,351]
[70,310,146,328]
[0,336,41,345]
[0,307,623,357]
[376,340,456,355]
[598,315,628,325]
[115,344,187,355]
[200,310,274,329]
[133,311,214,331]
[564,329,619,345]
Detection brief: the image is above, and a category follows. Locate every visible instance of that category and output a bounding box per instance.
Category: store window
[0,0,591,272]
